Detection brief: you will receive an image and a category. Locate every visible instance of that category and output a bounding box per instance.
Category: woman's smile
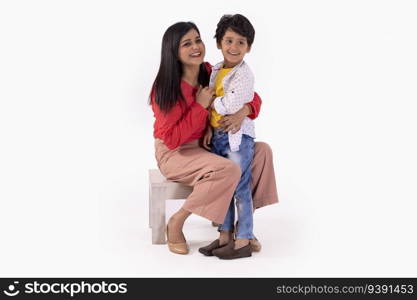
[190,52,202,58]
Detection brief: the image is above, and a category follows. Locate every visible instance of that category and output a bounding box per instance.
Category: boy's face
[217,29,251,68]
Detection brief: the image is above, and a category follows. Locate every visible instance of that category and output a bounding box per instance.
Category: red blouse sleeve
[247,92,262,119]
[204,62,213,75]
[152,96,209,150]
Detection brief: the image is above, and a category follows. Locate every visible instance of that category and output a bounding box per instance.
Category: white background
[1,0,416,276]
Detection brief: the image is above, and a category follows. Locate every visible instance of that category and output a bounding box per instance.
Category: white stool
[149,169,192,244]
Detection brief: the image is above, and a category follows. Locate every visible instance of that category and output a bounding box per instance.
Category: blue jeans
[211,130,255,239]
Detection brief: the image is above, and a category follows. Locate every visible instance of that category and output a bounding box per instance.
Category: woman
[150,21,278,255]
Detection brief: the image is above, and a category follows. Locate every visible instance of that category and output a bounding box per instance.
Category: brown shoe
[198,239,221,256]
[250,238,262,252]
[234,221,260,252]
[212,241,252,260]
[211,221,220,227]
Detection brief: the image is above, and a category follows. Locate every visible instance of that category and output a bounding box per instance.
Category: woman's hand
[218,104,252,134]
[196,86,215,109]
[202,127,213,150]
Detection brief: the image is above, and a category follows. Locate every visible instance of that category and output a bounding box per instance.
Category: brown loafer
[250,238,262,252]
[234,222,261,252]
[198,239,222,256]
[166,225,189,255]
[212,241,252,260]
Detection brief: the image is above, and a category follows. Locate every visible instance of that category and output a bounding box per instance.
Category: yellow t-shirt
[210,67,232,128]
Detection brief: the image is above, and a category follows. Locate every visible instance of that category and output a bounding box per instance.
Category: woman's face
[178,29,205,66]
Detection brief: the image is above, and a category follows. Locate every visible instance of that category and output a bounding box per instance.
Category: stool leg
[151,185,167,244]
[148,181,152,228]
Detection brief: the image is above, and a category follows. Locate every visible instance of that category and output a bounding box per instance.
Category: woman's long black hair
[150,22,210,113]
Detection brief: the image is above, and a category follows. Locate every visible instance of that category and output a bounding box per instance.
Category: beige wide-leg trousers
[155,139,278,224]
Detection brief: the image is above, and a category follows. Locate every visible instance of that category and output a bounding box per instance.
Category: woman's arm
[247,92,262,119]
[153,100,209,150]
[152,84,215,149]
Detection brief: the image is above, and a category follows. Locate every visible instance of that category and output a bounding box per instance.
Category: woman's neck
[182,64,200,87]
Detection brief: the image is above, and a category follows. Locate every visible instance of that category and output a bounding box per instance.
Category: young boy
[199,14,257,259]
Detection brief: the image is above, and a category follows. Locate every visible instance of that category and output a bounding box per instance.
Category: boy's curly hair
[214,14,255,46]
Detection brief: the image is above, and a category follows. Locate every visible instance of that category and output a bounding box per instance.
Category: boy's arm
[213,69,254,115]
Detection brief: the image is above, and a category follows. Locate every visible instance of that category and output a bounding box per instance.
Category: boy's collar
[213,60,245,71]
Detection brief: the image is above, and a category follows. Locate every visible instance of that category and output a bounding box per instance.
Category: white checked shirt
[210,60,256,152]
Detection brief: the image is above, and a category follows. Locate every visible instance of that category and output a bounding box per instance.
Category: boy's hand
[218,112,243,134]
[219,104,251,134]
[202,127,213,150]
